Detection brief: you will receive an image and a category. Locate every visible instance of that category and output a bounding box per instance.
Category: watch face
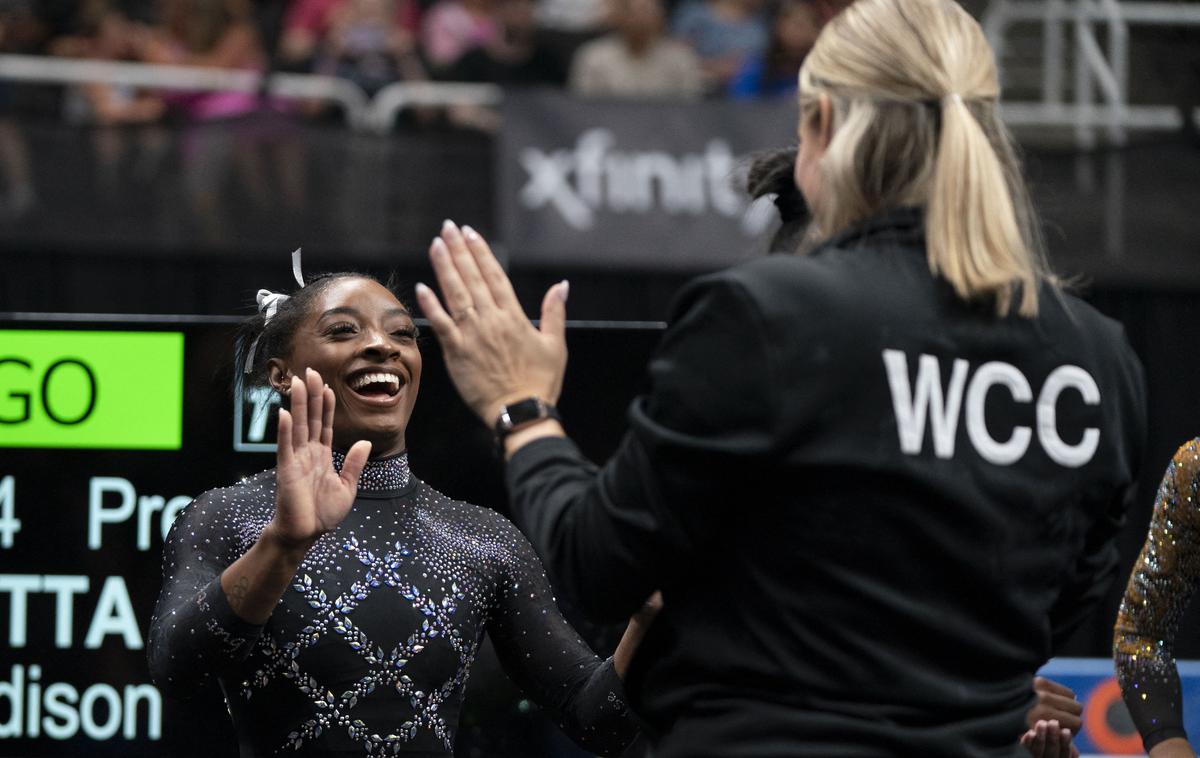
[496,398,552,435]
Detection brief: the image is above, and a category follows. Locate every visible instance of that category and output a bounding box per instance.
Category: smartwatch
[494,397,560,446]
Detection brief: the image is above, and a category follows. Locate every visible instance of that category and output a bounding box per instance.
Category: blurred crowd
[0,0,833,127]
[0,0,837,228]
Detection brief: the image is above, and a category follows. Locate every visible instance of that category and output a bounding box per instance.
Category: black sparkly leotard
[147,452,636,757]
[1114,439,1200,752]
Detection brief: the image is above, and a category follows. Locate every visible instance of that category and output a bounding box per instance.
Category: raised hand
[267,368,371,550]
[220,368,371,625]
[415,220,568,429]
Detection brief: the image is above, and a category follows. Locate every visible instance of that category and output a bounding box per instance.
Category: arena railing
[0,53,373,128]
[2,29,1198,146]
[983,0,1200,147]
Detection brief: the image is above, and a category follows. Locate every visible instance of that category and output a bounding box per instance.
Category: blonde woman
[415,0,1147,755]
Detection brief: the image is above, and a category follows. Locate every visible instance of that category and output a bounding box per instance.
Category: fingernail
[462,225,479,240]
[442,219,455,232]
[415,282,430,296]
[431,238,446,256]
[558,279,570,303]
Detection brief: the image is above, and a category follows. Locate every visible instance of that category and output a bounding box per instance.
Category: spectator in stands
[143,0,299,243]
[56,4,165,125]
[533,0,606,74]
[444,0,566,86]
[670,0,767,95]
[728,0,819,99]
[315,0,425,95]
[569,0,702,99]
[0,1,36,219]
[142,0,265,119]
[420,0,501,74]
[277,0,420,74]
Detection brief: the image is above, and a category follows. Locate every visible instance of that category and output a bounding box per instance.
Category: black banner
[498,90,797,270]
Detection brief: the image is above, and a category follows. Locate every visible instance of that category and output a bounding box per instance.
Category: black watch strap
[494,397,560,444]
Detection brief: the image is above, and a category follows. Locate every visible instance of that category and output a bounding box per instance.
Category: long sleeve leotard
[147,452,636,757]
[1115,439,1200,752]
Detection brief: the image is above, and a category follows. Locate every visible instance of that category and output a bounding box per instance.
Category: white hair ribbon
[243,248,307,374]
[291,248,305,287]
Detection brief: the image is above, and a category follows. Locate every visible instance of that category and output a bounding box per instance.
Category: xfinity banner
[499,91,797,271]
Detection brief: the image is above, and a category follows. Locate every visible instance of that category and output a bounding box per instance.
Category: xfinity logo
[518,128,775,235]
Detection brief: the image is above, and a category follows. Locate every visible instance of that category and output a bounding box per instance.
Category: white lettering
[0,574,39,647]
[25,664,40,738]
[0,475,18,548]
[0,663,22,737]
[84,576,142,650]
[80,684,122,740]
[122,685,162,740]
[88,477,136,550]
[883,350,968,459]
[246,386,280,443]
[1038,365,1102,468]
[518,128,769,235]
[42,681,79,740]
[0,666,160,740]
[42,575,89,648]
[88,477,191,551]
[883,350,1102,468]
[965,362,1034,465]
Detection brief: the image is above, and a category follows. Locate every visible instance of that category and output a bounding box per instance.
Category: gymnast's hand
[416,220,568,434]
[1026,677,1082,735]
[1021,677,1081,758]
[1020,719,1078,758]
[267,368,371,551]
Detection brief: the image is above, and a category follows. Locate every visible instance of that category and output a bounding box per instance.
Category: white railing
[0,54,376,126]
[983,0,1200,147]
[4,18,1200,146]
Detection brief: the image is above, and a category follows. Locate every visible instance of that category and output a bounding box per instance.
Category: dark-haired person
[414,0,1147,755]
[147,272,645,756]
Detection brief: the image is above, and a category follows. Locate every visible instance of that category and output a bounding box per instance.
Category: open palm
[271,368,371,549]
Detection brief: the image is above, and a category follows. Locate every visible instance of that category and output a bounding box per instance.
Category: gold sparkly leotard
[1115,439,1200,751]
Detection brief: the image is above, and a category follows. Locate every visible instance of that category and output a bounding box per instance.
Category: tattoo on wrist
[228,575,252,611]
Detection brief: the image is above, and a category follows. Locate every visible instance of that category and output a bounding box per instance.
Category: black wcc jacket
[504,208,1147,758]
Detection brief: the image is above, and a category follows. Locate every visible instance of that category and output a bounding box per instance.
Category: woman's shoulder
[676,252,855,323]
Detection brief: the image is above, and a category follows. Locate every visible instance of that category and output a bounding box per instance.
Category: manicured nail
[415,282,430,296]
[558,279,570,303]
[462,225,479,240]
[431,238,447,256]
[442,219,455,232]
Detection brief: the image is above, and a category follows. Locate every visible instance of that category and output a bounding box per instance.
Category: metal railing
[983,0,1200,147]
[0,53,506,133]
[4,13,1200,146]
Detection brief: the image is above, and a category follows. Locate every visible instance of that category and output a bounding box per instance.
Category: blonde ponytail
[798,0,1050,317]
[928,95,1039,316]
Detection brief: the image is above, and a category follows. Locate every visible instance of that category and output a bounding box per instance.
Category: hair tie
[243,248,307,375]
[944,92,964,107]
